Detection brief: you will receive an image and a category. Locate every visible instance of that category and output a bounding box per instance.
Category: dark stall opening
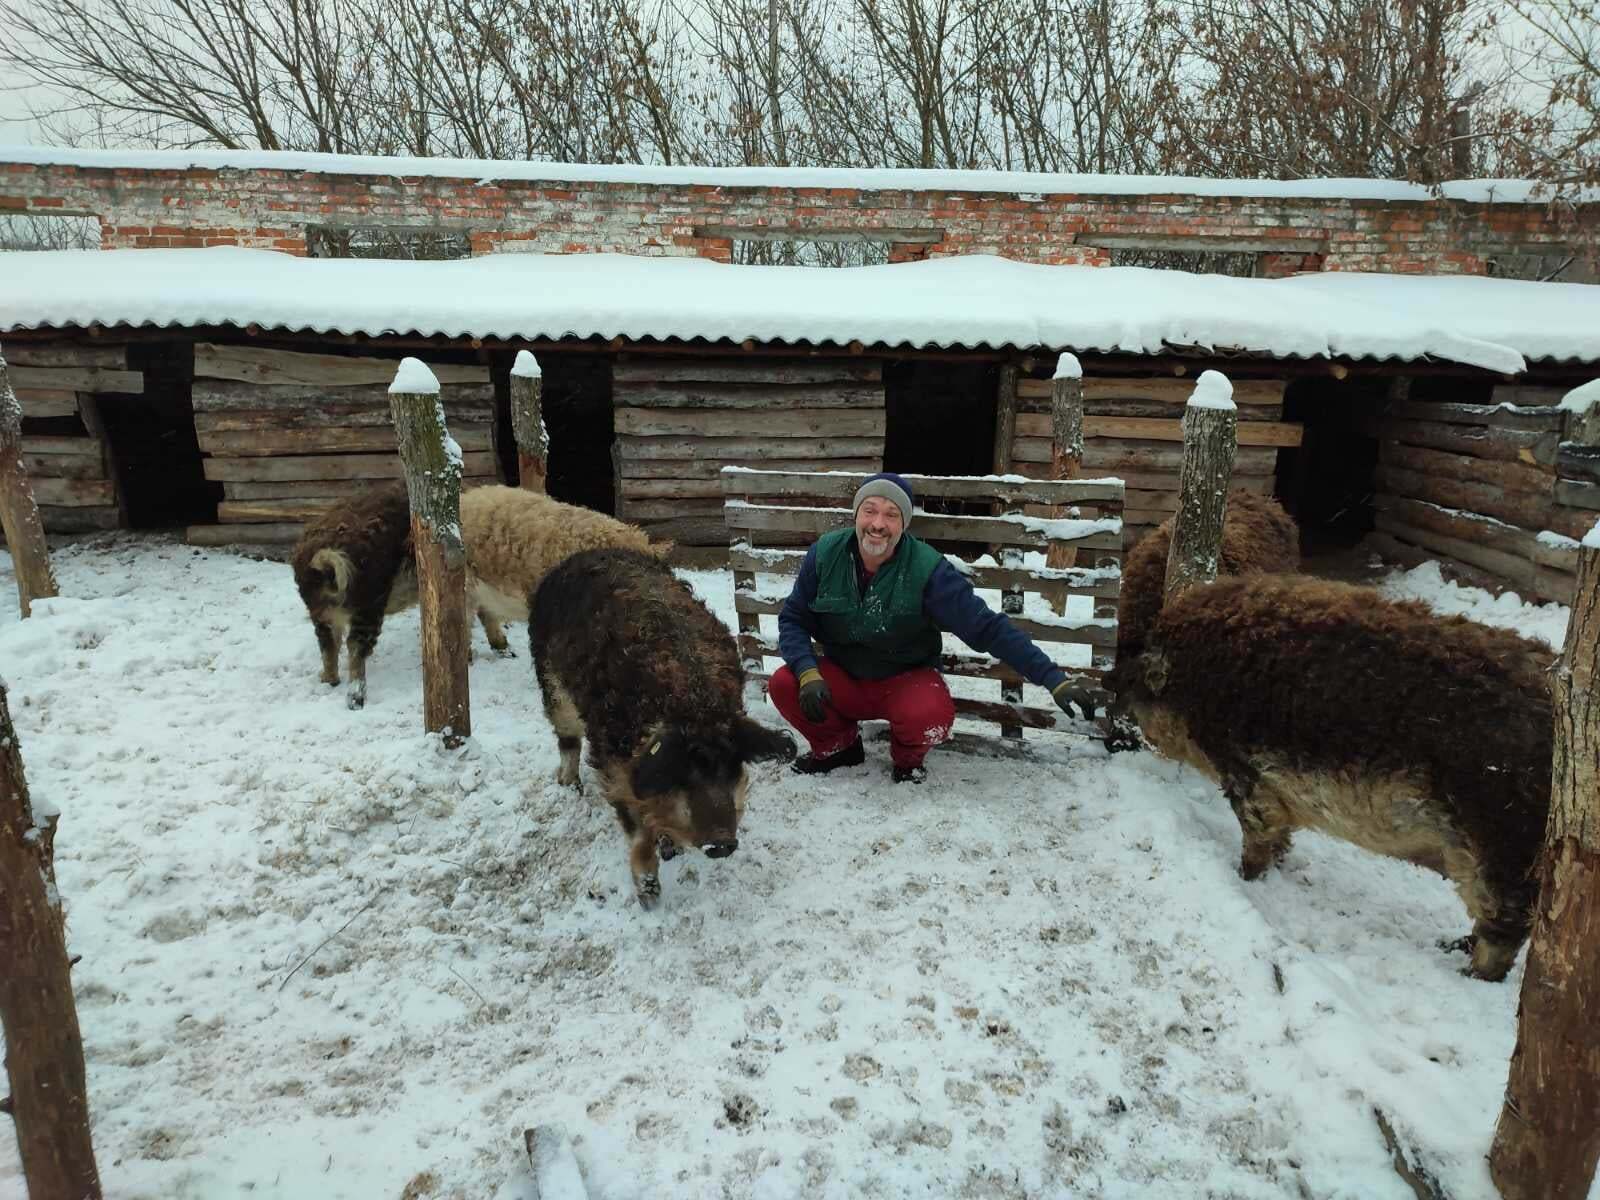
[103,343,219,529]
[883,359,999,556]
[495,351,615,514]
[1273,376,1387,561]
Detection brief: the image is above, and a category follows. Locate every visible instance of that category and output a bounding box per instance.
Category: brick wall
[0,159,1584,275]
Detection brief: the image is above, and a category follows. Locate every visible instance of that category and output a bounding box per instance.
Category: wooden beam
[614,358,883,384]
[1015,413,1301,447]
[190,380,495,413]
[14,389,78,419]
[614,408,884,438]
[7,366,143,394]
[611,383,883,409]
[194,342,489,386]
[196,424,493,456]
[2,343,127,370]
[201,450,498,482]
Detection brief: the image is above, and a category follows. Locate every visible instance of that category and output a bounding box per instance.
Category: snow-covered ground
[0,538,1578,1200]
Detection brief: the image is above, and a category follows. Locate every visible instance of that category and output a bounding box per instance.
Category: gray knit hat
[852,471,914,528]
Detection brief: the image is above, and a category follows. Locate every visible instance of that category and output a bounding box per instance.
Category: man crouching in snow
[769,472,1080,784]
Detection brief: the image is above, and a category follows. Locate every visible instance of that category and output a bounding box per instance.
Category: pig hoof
[635,875,661,910]
[494,645,517,659]
[1438,934,1476,955]
[346,690,366,711]
[657,836,679,862]
[320,674,340,687]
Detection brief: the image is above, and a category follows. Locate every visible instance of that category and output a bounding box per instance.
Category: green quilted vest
[809,527,943,680]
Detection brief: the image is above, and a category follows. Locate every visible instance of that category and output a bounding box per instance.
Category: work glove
[797,667,832,724]
[1051,679,1095,722]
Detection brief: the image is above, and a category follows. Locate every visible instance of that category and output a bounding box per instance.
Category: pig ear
[733,717,796,764]
[632,730,687,797]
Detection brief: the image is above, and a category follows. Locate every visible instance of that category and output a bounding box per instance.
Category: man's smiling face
[855,495,904,566]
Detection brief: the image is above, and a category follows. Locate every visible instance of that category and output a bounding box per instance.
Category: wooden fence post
[1488,516,1600,1200]
[0,348,60,618]
[510,350,548,493]
[1561,382,1600,446]
[389,359,471,747]
[1,681,103,1199]
[1045,353,1085,590]
[1164,371,1237,608]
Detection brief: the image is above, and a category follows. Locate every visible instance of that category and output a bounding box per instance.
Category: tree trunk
[1164,372,1238,607]
[389,361,470,746]
[1566,393,1600,448]
[1489,523,1600,1200]
[0,351,60,618]
[1045,356,1085,581]
[0,682,103,1200]
[510,351,548,493]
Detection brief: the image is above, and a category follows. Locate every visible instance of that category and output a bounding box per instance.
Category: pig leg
[345,608,385,710]
[614,803,663,911]
[1223,767,1292,881]
[314,619,341,686]
[477,608,515,658]
[534,664,584,790]
[1443,854,1531,981]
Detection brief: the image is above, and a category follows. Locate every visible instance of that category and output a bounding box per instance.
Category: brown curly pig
[1108,573,1554,981]
[530,548,794,910]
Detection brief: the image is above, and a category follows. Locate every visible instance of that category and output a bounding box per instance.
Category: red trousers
[769,658,956,769]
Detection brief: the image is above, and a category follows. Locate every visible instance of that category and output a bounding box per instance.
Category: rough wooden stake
[389,358,471,746]
[1164,371,1238,608]
[1489,517,1600,1200]
[510,350,548,493]
[523,1125,588,1199]
[0,349,60,618]
[0,682,103,1199]
[1045,353,1086,592]
[1561,383,1600,447]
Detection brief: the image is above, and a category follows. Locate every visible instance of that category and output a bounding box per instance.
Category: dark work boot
[791,737,866,775]
[891,764,927,785]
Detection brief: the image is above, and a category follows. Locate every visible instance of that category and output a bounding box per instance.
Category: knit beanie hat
[852,472,915,528]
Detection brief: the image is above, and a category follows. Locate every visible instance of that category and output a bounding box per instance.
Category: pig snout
[702,839,738,859]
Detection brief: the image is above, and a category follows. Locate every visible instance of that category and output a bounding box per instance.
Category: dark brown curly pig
[1108,573,1554,981]
[1117,489,1300,658]
[529,548,795,910]
[291,487,418,710]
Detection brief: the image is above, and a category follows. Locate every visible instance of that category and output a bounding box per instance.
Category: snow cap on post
[1188,369,1236,410]
[1053,352,1082,380]
[389,356,440,395]
[511,350,542,379]
[1585,516,1600,552]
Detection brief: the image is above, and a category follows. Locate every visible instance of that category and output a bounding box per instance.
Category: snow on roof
[3,247,1599,372]
[0,144,1578,205]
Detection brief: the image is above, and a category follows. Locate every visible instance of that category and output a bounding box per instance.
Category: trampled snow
[0,536,1586,1200]
[1,144,1581,204]
[4,248,1600,372]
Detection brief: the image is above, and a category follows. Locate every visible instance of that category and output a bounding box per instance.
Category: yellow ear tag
[648,741,661,756]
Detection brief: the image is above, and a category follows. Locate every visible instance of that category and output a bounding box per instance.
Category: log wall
[996,371,1296,549]
[612,356,886,545]
[1369,385,1589,604]
[187,343,503,548]
[4,344,132,534]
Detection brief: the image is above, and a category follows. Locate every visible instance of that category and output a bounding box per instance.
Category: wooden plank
[621,457,881,481]
[1374,495,1570,566]
[21,453,104,480]
[194,343,490,386]
[725,501,1123,551]
[192,400,492,430]
[7,366,143,394]
[739,632,1111,687]
[614,358,882,385]
[1005,462,1273,492]
[202,451,498,482]
[1374,513,1576,604]
[611,383,883,409]
[1386,399,1567,433]
[1556,480,1600,514]
[1382,418,1562,468]
[1015,413,1302,447]
[222,474,495,500]
[1019,376,1286,405]
[20,436,102,458]
[742,591,1115,649]
[4,344,127,370]
[190,380,496,413]
[730,549,1121,598]
[1016,437,1280,473]
[618,435,882,461]
[1366,531,1521,597]
[614,408,885,438]
[1379,441,1554,496]
[719,468,1126,506]
[29,478,115,508]
[196,424,493,456]
[14,389,78,419]
[619,497,732,520]
[38,505,121,533]
[186,522,304,546]
[1491,384,1570,409]
[1558,445,1600,486]
[1375,465,1555,534]
[1035,397,1284,421]
[217,499,339,523]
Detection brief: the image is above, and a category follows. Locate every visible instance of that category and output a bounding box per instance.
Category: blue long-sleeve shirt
[778,540,1068,691]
